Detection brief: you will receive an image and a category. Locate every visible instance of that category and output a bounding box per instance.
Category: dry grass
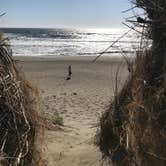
[0,33,43,165]
[96,50,166,166]
[96,0,166,165]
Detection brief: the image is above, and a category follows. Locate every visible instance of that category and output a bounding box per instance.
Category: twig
[146,151,166,161]
[92,24,138,63]
[122,22,148,38]
[122,6,137,13]
[0,12,6,17]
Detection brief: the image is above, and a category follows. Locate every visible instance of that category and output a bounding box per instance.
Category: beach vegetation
[0,33,42,165]
[96,0,166,165]
[52,112,63,126]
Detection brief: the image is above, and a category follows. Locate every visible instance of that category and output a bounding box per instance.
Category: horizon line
[0,25,127,30]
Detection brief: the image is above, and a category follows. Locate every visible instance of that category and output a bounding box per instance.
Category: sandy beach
[15,56,128,166]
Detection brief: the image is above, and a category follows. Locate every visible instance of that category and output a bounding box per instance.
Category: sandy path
[17,56,128,166]
[40,81,111,166]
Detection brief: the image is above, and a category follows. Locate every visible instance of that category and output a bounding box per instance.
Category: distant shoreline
[1,28,139,57]
[14,55,131,63]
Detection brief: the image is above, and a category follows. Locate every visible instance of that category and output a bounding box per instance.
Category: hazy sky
[0,0,131,28]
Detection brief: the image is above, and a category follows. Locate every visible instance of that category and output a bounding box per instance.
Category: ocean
[0,28,140,57]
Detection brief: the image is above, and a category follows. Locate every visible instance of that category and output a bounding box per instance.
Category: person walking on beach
[66,65,72,80]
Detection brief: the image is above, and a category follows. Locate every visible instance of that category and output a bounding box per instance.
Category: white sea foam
[2,28,141,57]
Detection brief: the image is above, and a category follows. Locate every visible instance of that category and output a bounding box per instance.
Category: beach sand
[16,56,129,166]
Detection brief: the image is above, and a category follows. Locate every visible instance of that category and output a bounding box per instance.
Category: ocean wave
[0,28,141,57]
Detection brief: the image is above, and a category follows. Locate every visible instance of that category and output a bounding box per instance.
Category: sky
[0,0,131,28]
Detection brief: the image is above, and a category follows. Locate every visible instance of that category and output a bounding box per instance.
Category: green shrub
[52,112,63,125]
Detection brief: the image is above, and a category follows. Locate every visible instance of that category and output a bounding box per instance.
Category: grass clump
[52,112,63,126]
[96,0,166,165]
[0,33,42,165]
